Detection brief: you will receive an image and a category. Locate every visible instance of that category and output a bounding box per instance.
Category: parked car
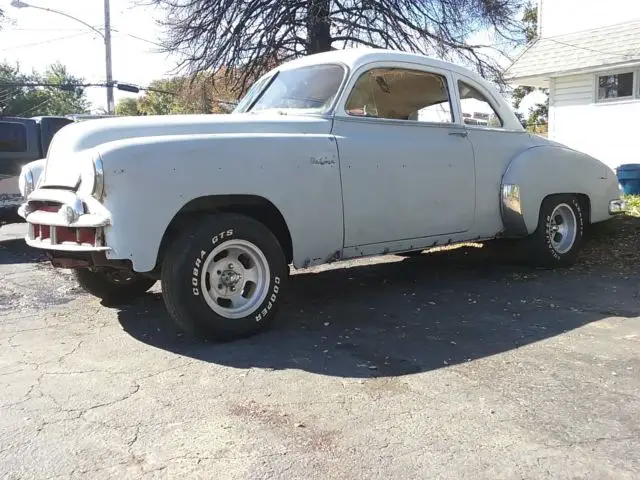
[18,48,625,341]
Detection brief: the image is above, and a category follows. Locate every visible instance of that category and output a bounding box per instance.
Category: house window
[597,72,634,101]
[345,68,453,123]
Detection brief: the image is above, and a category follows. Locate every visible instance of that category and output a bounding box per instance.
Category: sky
[0,0,178,111]
[0,0,544,115]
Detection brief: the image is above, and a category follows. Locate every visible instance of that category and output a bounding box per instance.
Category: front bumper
[608,199,626,215]
[20,188,112,252]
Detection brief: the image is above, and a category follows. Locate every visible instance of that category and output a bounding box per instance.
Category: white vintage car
[19,48,624,341]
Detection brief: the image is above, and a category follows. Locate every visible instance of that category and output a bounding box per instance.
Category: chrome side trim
[500,183,528,237]
[94,156,105,199]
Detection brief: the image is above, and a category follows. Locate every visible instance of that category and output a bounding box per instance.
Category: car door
[451,73,537,237]
[332,62,476,248]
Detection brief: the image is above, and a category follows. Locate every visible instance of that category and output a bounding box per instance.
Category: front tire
[161,214,287,342]
[526,194,584,268]
[74,268,156,304]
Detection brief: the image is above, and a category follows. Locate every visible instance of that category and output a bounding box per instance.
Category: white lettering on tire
[255,276,281,323]
[212,229,234,245]
[191,249,208,296]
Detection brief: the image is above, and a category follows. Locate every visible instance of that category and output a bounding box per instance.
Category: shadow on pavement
[0,221,40,266]
[117,247,640,378]
[0,238,45,266]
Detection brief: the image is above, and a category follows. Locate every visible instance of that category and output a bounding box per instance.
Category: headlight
[18,166,35,199]
[77,155,105,199]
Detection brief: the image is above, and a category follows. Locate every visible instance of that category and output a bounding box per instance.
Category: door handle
[448,131,468,137]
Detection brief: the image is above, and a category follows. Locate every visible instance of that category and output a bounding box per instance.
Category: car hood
[41,112,332,188]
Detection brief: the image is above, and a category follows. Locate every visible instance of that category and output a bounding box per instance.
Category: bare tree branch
[149,0,526,94]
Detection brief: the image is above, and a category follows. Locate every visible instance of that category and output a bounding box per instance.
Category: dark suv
[0,116,76,221]
[0,116,75,179]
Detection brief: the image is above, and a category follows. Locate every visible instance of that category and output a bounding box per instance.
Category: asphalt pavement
[0,222,638,479]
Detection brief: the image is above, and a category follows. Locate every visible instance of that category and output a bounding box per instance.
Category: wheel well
[575,193,591,224]
[542,193,591,224]
[155,195,293,272]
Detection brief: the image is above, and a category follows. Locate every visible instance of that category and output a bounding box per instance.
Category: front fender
[501,144,616,236]
[97,133,343,272]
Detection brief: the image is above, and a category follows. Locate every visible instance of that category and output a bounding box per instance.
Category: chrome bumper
[609,199,626,214]
[20,188,112,252]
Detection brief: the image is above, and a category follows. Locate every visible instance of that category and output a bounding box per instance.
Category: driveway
[1,223,639,479]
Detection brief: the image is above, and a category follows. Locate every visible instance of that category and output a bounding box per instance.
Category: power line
[6,26,100,32]
[15,98,51,117]
[111,29,165,48]
[4,24,164,49]
[0,81,238,104]
[0,31,95,51]
[0,82,108,89]
[0,81,181,97]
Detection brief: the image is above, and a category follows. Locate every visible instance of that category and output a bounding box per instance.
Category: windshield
[238,64,346,114]
[233,73,275,114]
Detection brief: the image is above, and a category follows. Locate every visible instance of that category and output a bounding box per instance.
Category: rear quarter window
[0,122,28,153]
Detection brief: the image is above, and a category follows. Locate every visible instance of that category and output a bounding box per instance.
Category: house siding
[539,0,640,37]
[550,74,639,169]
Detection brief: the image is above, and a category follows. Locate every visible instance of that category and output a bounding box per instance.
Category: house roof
[505,20,640,85]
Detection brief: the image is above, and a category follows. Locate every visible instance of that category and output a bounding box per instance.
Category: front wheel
[74,268,156,304]
[526,194,585,268]
[161,214,287,342]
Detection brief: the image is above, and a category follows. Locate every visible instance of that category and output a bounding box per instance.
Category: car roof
[280,48,486,83]
[277,48,522,131]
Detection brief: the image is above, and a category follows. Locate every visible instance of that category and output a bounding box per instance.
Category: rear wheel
[161,214,287,341]
[74,268,156,304]
[525,194,584,267]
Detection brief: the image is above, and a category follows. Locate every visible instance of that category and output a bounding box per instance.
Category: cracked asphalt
[0,222,639,479]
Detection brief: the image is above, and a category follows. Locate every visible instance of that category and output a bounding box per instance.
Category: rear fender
[500,145,609,236]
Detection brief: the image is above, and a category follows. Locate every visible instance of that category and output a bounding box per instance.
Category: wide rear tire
[525,194,585,268]
[161,214,287,342]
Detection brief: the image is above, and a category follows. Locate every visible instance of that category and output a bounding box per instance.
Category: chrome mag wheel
[200,239,270,319]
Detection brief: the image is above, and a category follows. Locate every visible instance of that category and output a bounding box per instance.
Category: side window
[345,68,453,123]
[457,81,503,128]
[0,122,27,153]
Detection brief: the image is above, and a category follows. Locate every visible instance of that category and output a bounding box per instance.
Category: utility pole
[10,0,115,115]
[104,0,114,115]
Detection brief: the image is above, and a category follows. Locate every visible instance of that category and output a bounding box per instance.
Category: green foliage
[528,101,548,125]
[511,2,549,126]
[622,194,640,217]
[136,79,190,115]
[521,2,538,43]
[117,73,239,116]
[0,61,89,117]
[115,98,140,116]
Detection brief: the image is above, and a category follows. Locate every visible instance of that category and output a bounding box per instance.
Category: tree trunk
[307,0,332,54]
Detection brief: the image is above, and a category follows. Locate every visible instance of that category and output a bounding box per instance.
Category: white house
[505,0,640,170]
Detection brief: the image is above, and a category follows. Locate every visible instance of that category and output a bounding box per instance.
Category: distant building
[505,0,640,169]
